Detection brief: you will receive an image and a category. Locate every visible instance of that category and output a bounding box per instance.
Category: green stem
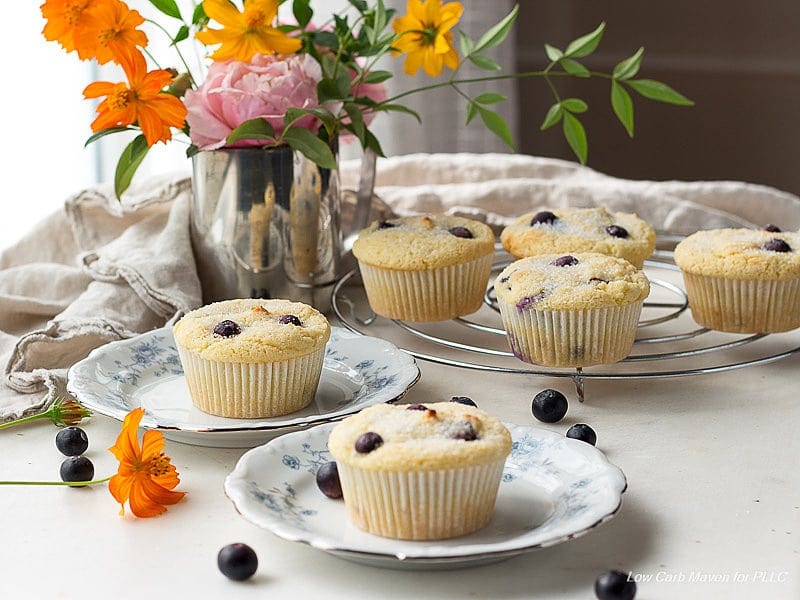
[384,69,549,104]
[145,18,196,86]
[0,476,112,487]
[0,413,47,430]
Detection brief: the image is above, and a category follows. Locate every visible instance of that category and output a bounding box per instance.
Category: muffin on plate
[327,402,512,540]
[173,298,330,418]
[352,214,495,322]
[495,252,650,367]
[673,227,800,333]
[500,206,656,268]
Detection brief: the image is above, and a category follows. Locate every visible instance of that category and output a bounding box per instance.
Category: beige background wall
[513,1,800,197]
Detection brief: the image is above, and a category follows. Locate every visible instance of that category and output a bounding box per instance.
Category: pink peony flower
[185,53,323,150]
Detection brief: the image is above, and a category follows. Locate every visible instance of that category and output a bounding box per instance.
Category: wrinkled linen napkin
[2,153,798,422]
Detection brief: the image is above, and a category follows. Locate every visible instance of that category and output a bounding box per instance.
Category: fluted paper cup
[176,345,325,418]
[681,272,800,333]
[336,458,506,540]
[357,253,494,322]
[498,301,643,367]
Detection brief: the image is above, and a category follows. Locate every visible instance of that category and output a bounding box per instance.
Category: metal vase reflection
[190,145,343,311]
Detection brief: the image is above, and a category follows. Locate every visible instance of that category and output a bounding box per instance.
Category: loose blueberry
[450,396,477,407]
[452,421,478,441]
[764,224,781,232]
[595,570,637,600]
[315,461,343,499]
[406,404,428,411]
[55,426,89,456]
[566,423,597,446]
[217,543,258,581]
[278,314,302,326]
[763,238,791,253]
[448,226,474,239]
[530,211,558,225]
[355,432,383,454]
[377,220,395,229]
[605,225,629,238]
[59,456,94,485]
[552,255,579,267]
[213,320,241,337]
[531,389,568,423]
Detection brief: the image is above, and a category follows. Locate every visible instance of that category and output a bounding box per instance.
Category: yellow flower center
[146,454,172,478]
[245,10,268,31]
[108,90,131,110]
[67,1,91,25]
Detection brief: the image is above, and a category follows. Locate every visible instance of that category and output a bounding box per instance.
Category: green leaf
[473,93,507,105]
[317,77,342,103]
[474,5,519,53]
[282,128,338,170]
[191,3,207,27]
[562,112,587,164]
[172,25,189,45]
[114,135,149,200]
[611,81,634,137]
[364,128,386,157]
[544,44,563,62]
[285,107,337,133]
[377,103,422,123]
[626,79,695,106]
[561,98,588,113]
[459,30,474,57]
[344,103,366,146]
[362,70,392,84]
[613,47,644,80]
[347,0,368,12]
[477,106,514,150]
[466,101,478,126]
[186,144,199,158]
[313,31,339,50]
[336,68,353,97]
[564,22,605,58]
[559,58,590,77]
[540,103,563,130]
[226,118,276,145]
[148,0,181,20]
[468,54,501,71]
[293,0,313,28]
[84,126,135,147]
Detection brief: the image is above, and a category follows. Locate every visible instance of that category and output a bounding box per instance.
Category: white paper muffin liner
[681,272,800,333]
[175,345,325,418]
[498,301,643,367]
[335,458,506,540]
[357,254,494,322]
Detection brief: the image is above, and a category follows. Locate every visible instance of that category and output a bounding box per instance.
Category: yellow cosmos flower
[196,0,302,62]
[392,0,463,77]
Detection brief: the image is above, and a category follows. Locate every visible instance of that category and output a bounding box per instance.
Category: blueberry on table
[355,432,383,454]
[551,255,579,267]
[530,210,558,225]
[59,456,94,485]
[605,225,629,238]
[278,314,302,326]
[763,238,791,253]
[315,462,343,499]
[213,320,241,337]
[595,569,637,600]
[531,389,568,423]
[217,543,258,581]
[566,423,597,446]
[450,396,477,407]
[55,426,89,456]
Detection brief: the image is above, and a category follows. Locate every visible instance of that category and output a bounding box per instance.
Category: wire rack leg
[573,368,585,403]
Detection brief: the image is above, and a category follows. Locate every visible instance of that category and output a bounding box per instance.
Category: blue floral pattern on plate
[224,422,627,569]
[67,326,420,448]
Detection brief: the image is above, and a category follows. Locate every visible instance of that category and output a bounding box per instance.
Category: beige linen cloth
[2,153,799,423]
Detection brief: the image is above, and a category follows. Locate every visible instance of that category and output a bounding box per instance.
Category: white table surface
[1,276,799,599]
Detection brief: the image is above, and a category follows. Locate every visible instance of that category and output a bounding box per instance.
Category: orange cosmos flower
[40,0,96,54]
[83,50,187,146]
[392,0,463,77]
[196,0,302,62]
[74,0,147,64]
[108,407,186,518]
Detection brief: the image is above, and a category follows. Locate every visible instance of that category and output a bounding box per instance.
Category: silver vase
[191,145,359,312]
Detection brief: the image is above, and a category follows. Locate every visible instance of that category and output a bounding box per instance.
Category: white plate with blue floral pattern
[67,326,420,448]
[224,421,627,569]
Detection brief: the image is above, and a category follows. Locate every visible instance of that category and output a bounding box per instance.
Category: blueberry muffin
[327,402,512,540]
[673,227,800,333]
[352,215,495,322]
[500,207,656,268]
[173,298,330,418]
[495,253,650,367]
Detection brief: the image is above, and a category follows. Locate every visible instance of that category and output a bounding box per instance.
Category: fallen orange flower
[108,407,186,518]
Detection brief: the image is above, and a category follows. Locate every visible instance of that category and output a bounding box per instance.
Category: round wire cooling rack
[331,248,800,402]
